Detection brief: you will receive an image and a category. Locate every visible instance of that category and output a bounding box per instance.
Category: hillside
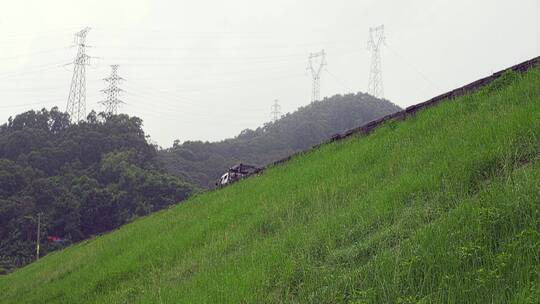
[0,111,194,273]
[159,93,401,189]
[1,62,539,303]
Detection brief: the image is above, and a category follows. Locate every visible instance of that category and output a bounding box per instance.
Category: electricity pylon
[100,65,124,115]
[367,25,385,98]
[271,99,281,122]
[307,50,327,102]
[66,27,91,122]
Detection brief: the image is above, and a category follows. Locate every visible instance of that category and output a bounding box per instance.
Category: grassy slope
[1,67,540,303]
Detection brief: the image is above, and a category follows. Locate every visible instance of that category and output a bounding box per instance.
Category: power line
[95,46,366,66]
[125,89,265,114]
[122,85,201,109]
[124,88,267,119]
[99,65,125,115]
[0,46,73,61]
[0,27,81,40]
[125,71,305,95]
[367,25,385,98]
[307,49,327,102]
[385,43,441,91]
[0,61,67,79]
[66,27,91,122]
[325,68,354,93]
[0,100,60,110]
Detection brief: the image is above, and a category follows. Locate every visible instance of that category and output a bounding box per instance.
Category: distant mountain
[159,93,401,188]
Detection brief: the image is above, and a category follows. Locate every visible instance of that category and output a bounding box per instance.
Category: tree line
[0,108,194,273]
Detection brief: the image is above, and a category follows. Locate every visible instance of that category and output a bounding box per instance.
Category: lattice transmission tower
[100,65,125,115]
[66,27,91,122]
[307,50,327,102]
[367,25,385,98]
[271,99,281,122]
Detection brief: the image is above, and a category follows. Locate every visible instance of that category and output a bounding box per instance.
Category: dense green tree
[0,107,195,273]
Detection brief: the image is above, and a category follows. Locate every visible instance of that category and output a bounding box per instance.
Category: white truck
[217,163,259,187]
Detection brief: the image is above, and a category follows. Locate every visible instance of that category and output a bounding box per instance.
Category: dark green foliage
[0,108,194,273]
[160,92,401,188]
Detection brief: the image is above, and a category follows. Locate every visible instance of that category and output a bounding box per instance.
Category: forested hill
[0,109,194,273]
[159,92,401,188]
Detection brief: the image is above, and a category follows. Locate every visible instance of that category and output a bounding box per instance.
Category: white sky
[1,0,539,147]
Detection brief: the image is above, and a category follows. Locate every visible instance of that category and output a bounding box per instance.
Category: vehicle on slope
[217,163,260,187]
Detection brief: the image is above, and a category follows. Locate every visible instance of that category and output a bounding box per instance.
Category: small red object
[47,236,61,242]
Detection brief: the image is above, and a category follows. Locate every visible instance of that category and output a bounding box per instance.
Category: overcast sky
[1,0,539,147]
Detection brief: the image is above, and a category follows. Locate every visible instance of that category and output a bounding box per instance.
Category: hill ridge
[159,93,400,189]
[263,56,540,171]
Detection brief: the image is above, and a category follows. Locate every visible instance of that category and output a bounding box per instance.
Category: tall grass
[1,67,539,303]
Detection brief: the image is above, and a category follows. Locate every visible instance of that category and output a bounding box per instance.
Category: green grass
[1,67,540,303]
